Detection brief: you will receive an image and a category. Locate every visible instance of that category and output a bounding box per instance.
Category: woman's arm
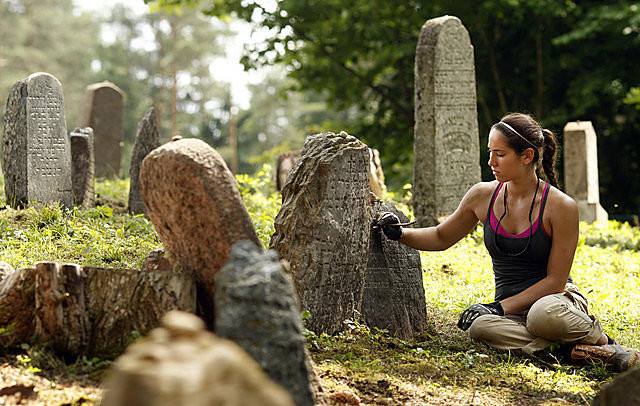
[499,191,579,315]
[399,182,494,251]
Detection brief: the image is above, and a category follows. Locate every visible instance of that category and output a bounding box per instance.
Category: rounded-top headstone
[79,81,124,179]
[2,72,73,208]
[139,138,260,326]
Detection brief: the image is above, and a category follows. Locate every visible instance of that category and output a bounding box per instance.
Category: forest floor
[0,305,614,405]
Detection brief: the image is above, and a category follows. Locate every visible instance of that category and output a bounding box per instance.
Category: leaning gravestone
[215,240,315,406]
[563,121,608,224]
[363,197,427,339]
[70,127,95,208]
[101,311,295,406]
[139,137,261,328]
[275,150,301,192]
[128,107,160,214]
[270,132,371,335]
[413,16,481,227]
[2,72,73,209]
[79,81,123,178]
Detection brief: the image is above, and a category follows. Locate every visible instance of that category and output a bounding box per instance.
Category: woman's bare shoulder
[465,180,499,200]
[545,185,579,226]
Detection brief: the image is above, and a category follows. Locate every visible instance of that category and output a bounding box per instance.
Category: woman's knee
[526,294,593,341]
[469,314,498,341]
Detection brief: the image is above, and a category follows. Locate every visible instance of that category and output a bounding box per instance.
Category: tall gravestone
[215,241,315,406]
[128,107,160,214]
[363,197,427,339]
[269,132,371,335]
[70,127,95,208]
[79,81,123,179]
[413,15,481,227]
[2,72,73,208]
[563,121,608,223]
[139,137,261,328]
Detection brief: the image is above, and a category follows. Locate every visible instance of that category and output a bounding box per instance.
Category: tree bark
[0,263,196,357]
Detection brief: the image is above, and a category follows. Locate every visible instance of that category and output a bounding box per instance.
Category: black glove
[457,301,504,331]
[375,212,403,241]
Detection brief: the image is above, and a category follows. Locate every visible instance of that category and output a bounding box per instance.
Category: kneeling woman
[376,112,639,371]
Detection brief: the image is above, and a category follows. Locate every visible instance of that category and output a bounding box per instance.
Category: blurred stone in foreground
[101,311,294,406]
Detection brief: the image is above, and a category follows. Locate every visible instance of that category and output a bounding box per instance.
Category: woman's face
[487,128,530,182]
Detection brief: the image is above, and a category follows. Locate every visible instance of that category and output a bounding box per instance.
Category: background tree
[149,0,640,215]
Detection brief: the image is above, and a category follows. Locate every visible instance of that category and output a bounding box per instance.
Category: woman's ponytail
[541,128,558,188]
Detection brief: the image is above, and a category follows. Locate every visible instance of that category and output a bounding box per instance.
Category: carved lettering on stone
[2,72,73,208]
[269,132,371,335]
[414,16,481,226]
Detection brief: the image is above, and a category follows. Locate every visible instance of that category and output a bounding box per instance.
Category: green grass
[0,168,638,404]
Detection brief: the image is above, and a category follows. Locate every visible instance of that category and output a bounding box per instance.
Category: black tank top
[483,182,570,301]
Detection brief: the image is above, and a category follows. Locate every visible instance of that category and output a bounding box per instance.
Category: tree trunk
[0,263,196,357]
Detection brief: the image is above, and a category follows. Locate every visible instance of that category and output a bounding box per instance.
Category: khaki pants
[468,284,604,355]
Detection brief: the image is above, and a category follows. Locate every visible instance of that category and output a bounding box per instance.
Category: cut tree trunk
[0,262,196,357]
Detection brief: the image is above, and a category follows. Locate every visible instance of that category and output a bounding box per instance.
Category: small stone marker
[270,131,371,335]
[70,127,95,208]
[215,240,315,406]
[592,366,640,405]
[128,107,160,214]
[563,121,608,223]
[79,81,124,178]
[363,197,427,339]
[2,72,73,208]
[275,150,301,192]
[101,311,295,406]
[413,15,481,227]
[139,137,261,328]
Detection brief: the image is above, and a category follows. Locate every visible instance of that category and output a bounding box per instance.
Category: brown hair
[492,113,558,188]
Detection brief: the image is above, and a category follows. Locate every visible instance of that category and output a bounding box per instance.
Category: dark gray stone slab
[363,198,427,339]
[269,131,371,335]
[215,240,315,406]
[70,127,95,208]
[592,366,640,405]
[79,81,123,179]
[128,107,160,214]
[413,16,481,226]
[2,72,73,208]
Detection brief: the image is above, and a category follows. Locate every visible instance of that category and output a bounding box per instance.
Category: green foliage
[235,164,282,248]
[579,220,640,251]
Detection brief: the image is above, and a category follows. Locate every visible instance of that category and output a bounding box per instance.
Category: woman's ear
[521,148,535,165]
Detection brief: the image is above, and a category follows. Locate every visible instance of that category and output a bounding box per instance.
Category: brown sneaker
[571,344,640,372]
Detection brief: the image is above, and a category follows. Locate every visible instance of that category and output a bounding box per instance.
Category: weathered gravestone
[592,366,640,405]
[369,148,386,197]
[563,121,608,224]
[270,132,371,335]
[2,72,73,208]
[139,137,261,328]
[79,81,123,178]
[363,197,427,339]
[413,16,481,227]
[215,240,316,406]
[0,262,196,356]
[70,127,95,208]
[128,107,160,214]
[101,311,295,406]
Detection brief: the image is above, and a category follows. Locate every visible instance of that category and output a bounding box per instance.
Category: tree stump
[0,262,196,357]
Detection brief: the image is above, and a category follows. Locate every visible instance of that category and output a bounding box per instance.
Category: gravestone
[269,132,371,335]
[139,137,261,328]
[101,311,295,406]
[563,121,608,223]
[363,197,427,339]
[79,81,123,178]
[128,107,160,214]
[70,127,95,208]
[413,16,481,227]
[215,240,315,406]
[592,366,640,405]
[2,72,73,208]
[275,150,301,192]
[369,148,386,197]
